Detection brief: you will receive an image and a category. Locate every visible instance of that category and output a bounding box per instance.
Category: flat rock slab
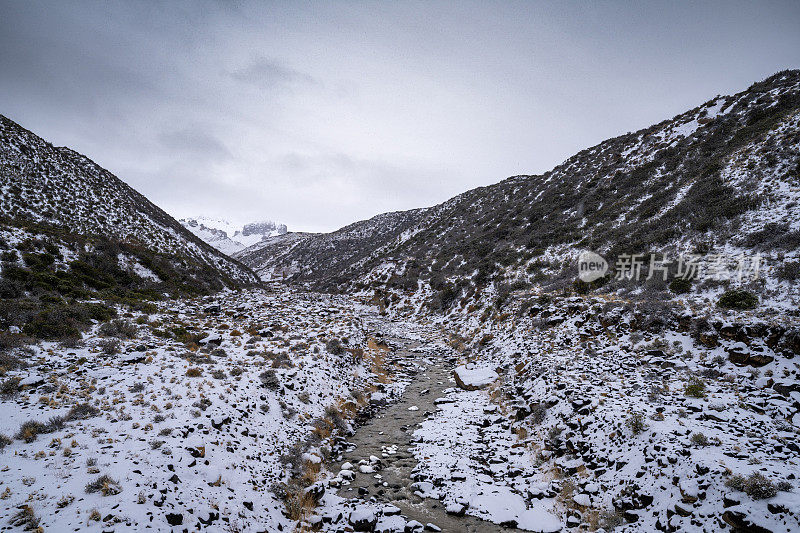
[454,364,498,390]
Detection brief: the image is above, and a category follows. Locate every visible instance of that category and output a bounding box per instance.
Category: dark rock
[349,508,378,531]
[747,354,774,367]
[773,381,800,396]
[767,503,788,515]
[166,513,183,526]
[674,504,692,517]
[727,343,750,366]
[723,495,741,508]
[198,512,219,525]
[783,329,800,355]
[445,503,468,516]
[121,355,147,365]
[721,510,772,533]
[698,331,720,348]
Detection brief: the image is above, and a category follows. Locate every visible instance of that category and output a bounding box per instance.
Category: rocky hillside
[0,115,257,286]
[180,216,287,256]
[234,231,320,280]
[0,288,393,532]
[243,70,800,313]
[236,209,426,283]
[0,114,259,342]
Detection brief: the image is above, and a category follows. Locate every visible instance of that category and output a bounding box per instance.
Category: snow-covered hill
[233,231,321,280]
[235,209,425,283]
[0,114,258,289]
[0,289,388,532]
[240,70,800,313]
[1,71,799,533]
[180,216,287,256]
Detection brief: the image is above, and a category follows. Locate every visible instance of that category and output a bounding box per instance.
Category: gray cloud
[230,56,318,89]
[159,129,232,161]
[1,0,799,233]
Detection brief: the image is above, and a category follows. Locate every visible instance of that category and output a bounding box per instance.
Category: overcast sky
[1,1,799,232]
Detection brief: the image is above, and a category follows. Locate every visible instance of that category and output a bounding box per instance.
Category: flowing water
[333,332,517,533]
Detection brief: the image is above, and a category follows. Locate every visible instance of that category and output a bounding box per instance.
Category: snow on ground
[2,283,798,532]
[359,280,800,532]
[413,388,561,532]
[453,363,498,390]
[426,295,800,532]
[0,288,385,531]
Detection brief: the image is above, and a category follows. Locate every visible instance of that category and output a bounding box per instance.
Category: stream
[328,326,519,533]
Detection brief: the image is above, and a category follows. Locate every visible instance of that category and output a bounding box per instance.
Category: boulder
[747,354,774,367]
[453,364,498,391]
[349,507,378,532]
[698,331,720,348]
[781,329,800,355]
[166,513,183,526]
[727,342,750,366]
[445,502,468,516]
[721,511,772,533]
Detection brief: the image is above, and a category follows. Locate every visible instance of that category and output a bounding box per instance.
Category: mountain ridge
[237,69,800,312]
[0,113,260,341]
[0,112,258,287]
[180,215,287,255]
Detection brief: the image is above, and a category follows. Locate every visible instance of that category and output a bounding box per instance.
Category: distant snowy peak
[180,216,288,255]
[243,220,288,237]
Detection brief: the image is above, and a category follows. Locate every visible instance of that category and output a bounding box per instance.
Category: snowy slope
[239,70,800,313]
[0,114,258,287]
[235,209,425,283]
[0,289,384,531]
[234,231,321,280]
[180,216,287,256]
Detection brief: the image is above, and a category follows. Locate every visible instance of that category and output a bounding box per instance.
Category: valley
[0,70,798,532]
[1,285,797,532]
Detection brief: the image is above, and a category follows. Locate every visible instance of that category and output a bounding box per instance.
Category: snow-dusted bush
[259,369,280,390]
[626,411,649,435]
[99,319,138,339]
[65,403,100,420]
[98,338,120,355]
[9,506,39,530]
[85,474,122,496]
[725,472,777,500]
[685,376,707,398]
[718,289,758,310]
[16,420,46,442]
[325,338,345,355]
[530,403,548,425]
[0,376,22,396]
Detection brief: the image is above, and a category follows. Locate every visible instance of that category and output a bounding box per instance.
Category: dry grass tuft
[85,474,122,496]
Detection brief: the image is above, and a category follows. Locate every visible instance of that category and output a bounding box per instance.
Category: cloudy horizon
[1,0,799,233]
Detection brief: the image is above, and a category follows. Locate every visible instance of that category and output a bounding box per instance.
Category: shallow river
[334,333,519,532]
